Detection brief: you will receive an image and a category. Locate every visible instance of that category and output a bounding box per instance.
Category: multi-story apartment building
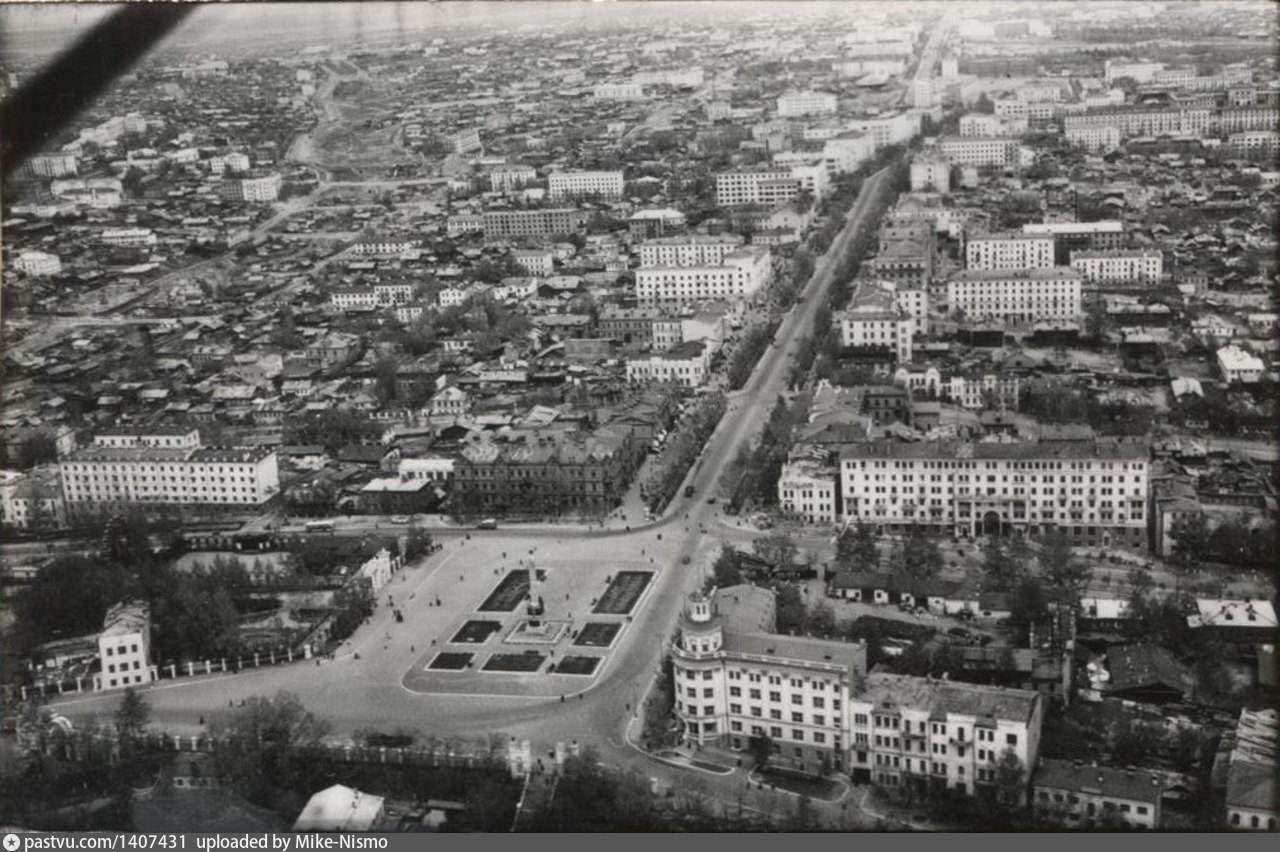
[822,134,876,176]
[598,306,665,350]
[965,232,1055,271]
[60,430,280,519]
[94,601,156,691]
[1066,125,1122,152]
[481,208,588,242]
[1063,107,1211,138]
[778,459,838,524]
[12,250,62,276]
[672,590,867,776]
[839,294,915,364]
[21,152,78,179]
[626,341,711,387]
[511,248,554,276]
[487,165,537,192]
[330,283,414,311]
[638,235,744,268]
[350,236,417,256]
[633,67,704,88]
[909,156,951,193]
[1217,106,1278,134]
[1023,220,1125,264]
[839,440,1150,548]
[1033,760,1163,829]
[946,268,1083,323]
[593,81,646,100]
[715,169,800,207]
[451,427,641,517]
[1103,60,1165,84]
[847,111,920,147]
[994,99,1058,121]
[937,136,1020,168]
[854,276,929,336]
[634,246,771,305]
[777,90,838,118]
[100,228,157,248]
[959,114,1029,137]
[1070,249,1162,287]
[221,172,281,203]
[548,170,624,201]
[0,468,67,531]
[1217,345,1265,384]
[848,672,1044,798]
[448,127,482,154]
[1226,130,1278,158]
[871,221,936,295]
[210,151,251,175]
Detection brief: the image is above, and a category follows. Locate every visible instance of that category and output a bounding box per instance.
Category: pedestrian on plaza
[199,716,204,726]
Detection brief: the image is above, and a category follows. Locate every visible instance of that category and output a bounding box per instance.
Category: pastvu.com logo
[3,833,22,852]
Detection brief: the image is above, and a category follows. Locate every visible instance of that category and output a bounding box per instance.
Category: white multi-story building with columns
[947,268,1083,323]
[839,440,1150,549]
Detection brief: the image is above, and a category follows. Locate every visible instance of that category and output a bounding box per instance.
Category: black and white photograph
[0,0,1277,837]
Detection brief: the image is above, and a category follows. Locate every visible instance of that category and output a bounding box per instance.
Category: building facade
[95,601,156,691]
[777,90,838,118]
[1070,249,1163,286]
[634,247,771,305]
[946,268,1083,323]
[548,170,624,200]
[1033,759,1163,829]
[839,441,1150,548]
[778,460,838,524]
[965,232,1055,271]
[937,136,1020,168]
[482,208,588,242]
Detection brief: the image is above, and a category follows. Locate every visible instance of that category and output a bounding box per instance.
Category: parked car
[476,518,498,530]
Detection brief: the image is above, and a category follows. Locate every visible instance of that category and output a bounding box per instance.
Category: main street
[47,165,897,777]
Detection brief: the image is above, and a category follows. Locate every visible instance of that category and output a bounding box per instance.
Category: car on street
[390,515,410,524]
[476,518,498,529]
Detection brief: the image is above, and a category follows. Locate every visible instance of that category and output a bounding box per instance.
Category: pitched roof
[1035,759,1163,805]
[1104,644,1191,696]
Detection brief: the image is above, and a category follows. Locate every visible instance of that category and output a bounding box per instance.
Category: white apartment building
[1227,131,1278,158]
[0,469,67,531]
[633,67,704,88]
[1069,249,1162,286]
[548,170,624,200]
[716,169,800,206]
[350,237,417,256]
[61,437,280,518]
[959,114,1029,137]
[222,172,281,203]
[937,136,1020,168]
[893,366,1020,412]
[100,228,157,248]
[639,235,743,268]
[1033,760,1163,829]
[593,81,646,100]
[1063,108,1211,138]
[847,111,920,148]
[947,268,1083,323]
[777,90,838,118]
[822,134,876,175]
[839,440,1151,548]
[397,456,454,484]
[910,156,951,193]
[634,246,771,305]
[395,305,427,325]
[965,232,1055,271]
[511,248,554,276]
[488,165,537,192]
[210,151,252,175]
[849,673,1044,798]
[94,601,156,691]
[994,99,1058,121]
[23,152,78,178]
[778,460,838,524]
[449,127,482,154]
[1066,125,1122,152]
[330,283,414,311]
[839,303,915,364]
[1104,60,1165,84]
[672,590,866,777]
[626,341,711,387]
[1217,345,1264,384]
[12,250,62,276]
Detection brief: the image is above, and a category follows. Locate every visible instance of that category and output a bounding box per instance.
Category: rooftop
[860,672,1040,724]
[1035,759,1163,804]
[840,440,1148,462]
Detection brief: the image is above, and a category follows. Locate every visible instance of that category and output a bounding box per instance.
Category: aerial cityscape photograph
[0,0,1277,836]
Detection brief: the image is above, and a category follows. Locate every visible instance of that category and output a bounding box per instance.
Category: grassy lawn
[593,571,653,615]
[758,766,842,800]
[427,652,473,670]
[478,570,530,612]
[552,655,601,676]
[451,620,502,644]
[574,622,621,647]
[482,651,545,673]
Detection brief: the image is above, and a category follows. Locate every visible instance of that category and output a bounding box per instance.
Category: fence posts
[205,660,212,675]
[168,664,177,679]
[187,662,195,677]
[254,653,260,668]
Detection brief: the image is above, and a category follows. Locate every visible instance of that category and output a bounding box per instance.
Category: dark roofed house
[1033,759,1163,829]
[1104,644,1192,704]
